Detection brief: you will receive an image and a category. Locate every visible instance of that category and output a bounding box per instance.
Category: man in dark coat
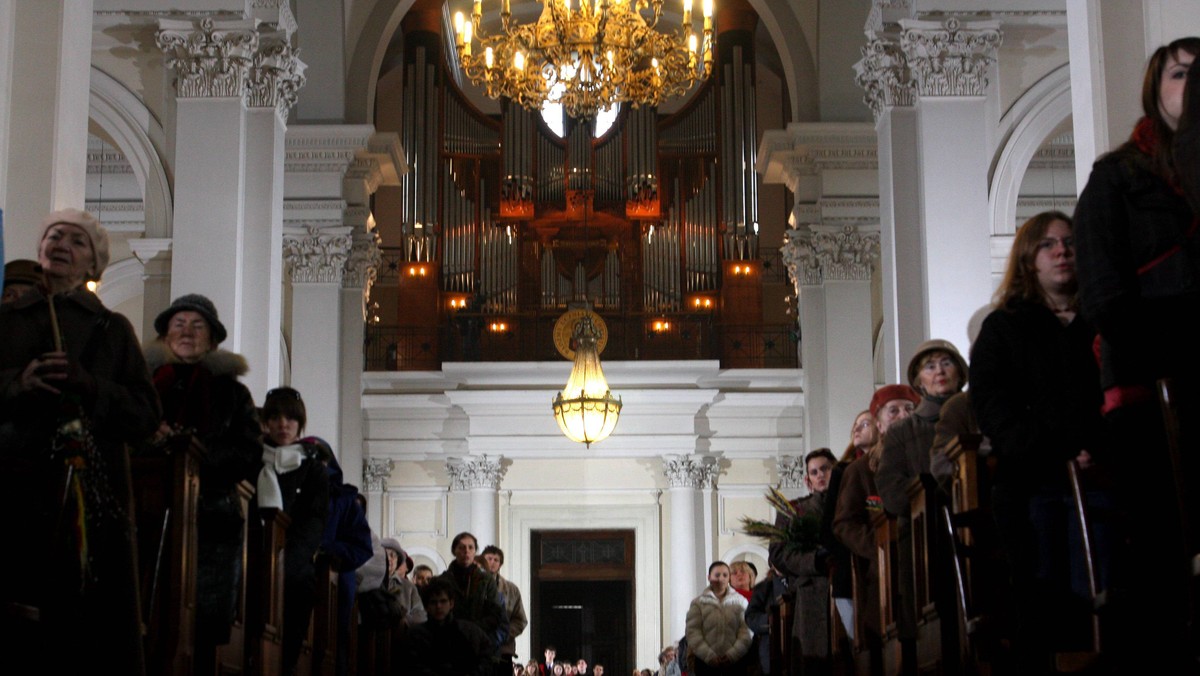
[401,577,494,676]
[768,448,836,675]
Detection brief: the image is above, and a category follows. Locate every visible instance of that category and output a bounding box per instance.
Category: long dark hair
[994,211,1075,310]
[1130,37,1200,180]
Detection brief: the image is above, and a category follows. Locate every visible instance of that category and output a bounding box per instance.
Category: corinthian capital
[447,455,506,490]
[900,18,1003,97]
[663,454,719,489]
[783,225,880,287]
[776,455,807,489]
[157,18,258,99]
[246,31,307,117]
[363,457,394,492]
[284,225,354,284]
[854,34,913,119]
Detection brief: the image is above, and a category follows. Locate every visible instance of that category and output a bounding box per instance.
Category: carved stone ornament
[344,228,382,291]
[900,18,1003,98]
[447,455,506,491]
[363,457,394,492]
[776,455,807,490]
[663,454,719,489]
[245,32,307,116]
[283,225,353,284]
[854,35,913,119]
[783,225,880,288]
[157,18,258,99]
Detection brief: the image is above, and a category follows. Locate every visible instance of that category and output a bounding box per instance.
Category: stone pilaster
[447,455,506,547]
[663,453,717,639]
[662,453,719,489]
[245,29,306,119]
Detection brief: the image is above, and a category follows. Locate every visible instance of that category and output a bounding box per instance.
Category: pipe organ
[376,7,784,368]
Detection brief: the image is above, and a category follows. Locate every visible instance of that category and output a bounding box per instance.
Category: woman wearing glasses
[146,294,262,671]
[969,211,1106,670]
[259,386,330,675]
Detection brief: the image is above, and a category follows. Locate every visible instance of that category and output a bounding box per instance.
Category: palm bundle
[740,486,822,554]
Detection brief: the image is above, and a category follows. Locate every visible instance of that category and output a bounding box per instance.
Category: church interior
[2,0,1198,672]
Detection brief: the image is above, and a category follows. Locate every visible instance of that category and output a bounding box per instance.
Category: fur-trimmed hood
[144,338,249,378]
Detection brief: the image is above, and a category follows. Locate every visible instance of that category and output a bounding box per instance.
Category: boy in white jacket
[685,561,752,674]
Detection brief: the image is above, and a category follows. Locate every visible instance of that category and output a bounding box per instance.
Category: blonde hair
[730,560,757,586]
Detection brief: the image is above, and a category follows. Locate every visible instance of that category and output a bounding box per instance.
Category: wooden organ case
[367,5,794,371]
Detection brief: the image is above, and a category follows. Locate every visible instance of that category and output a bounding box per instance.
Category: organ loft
[365,0,795,370]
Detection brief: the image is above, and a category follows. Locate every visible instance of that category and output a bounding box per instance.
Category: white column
[284,225,352,444]
[855,34,922,384]
[241,29,305,400]
[1,0,92,259]
[784,226,879,447]
[857,19,1002,364]
[157,18,256,343]
[447,455,506,549]
[663,454,718,641]
[340,211,381,494]
[362,456,394,534]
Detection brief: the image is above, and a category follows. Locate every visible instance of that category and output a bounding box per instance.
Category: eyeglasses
[1036,236,1074,251]
[265,388,302,401]
[921,357,957,373]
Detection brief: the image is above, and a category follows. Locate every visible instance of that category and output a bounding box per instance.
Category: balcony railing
[363,315,798,371]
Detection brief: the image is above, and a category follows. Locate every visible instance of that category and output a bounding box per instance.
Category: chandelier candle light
[552,314,622,446]
[454,0,714,119]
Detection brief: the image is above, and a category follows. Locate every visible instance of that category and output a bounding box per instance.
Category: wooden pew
[214,480,256,676]
[245,506,290,676]
[307,558,339,676]
[909,473,961,675]
[131,434,205,676]
[873,509,900,675]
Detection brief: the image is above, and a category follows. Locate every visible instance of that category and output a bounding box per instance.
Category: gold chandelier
[552,310,622,446]
[454,0,714,119]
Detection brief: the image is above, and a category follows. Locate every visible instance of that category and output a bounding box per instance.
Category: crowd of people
[1,35,1197,676]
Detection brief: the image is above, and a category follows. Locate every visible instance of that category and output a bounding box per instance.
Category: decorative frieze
[663,454,719,489]
[783,225,880,287]
[447,455,506,490]
[157,18,258,99]
[900,18,1003,98]
[854,35,913,118]
[776,455,807,490]
[283,225,354,284]
[245,31,306,117]
[363,457,394,492]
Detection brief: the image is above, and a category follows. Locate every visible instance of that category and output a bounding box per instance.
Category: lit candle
[485,46,495,69]
[703,0,713,33]
[514,51,525,71]
[473,0,482,21]
[463,22,472,56]
[454,11,465,46]
[683,0,692,25]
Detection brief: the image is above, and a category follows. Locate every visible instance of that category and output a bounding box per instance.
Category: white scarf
[258,442,306,509]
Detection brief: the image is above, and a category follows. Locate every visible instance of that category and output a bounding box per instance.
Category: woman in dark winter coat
[1072,37,1200,667]
[0,209,160,674]
[146,293,262,668]
[259,386,330,674]
[970,211,1107,670]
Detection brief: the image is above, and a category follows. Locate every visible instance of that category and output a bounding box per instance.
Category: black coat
[969,300,1104,489]
[1074,146,1200,390]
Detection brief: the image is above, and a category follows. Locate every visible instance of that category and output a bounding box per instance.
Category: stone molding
[662,454,719,489]
[854,34,913,119]
[776,455,807,490]
[245,31,307,118]
[782,225,880,287]
[157,18,306,113]
[900,18,1003,98]
[447,455,506,490]
[363,457,394,492]
[344,226,382,314]
[283,225,353,284]
[157,18,257,99]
